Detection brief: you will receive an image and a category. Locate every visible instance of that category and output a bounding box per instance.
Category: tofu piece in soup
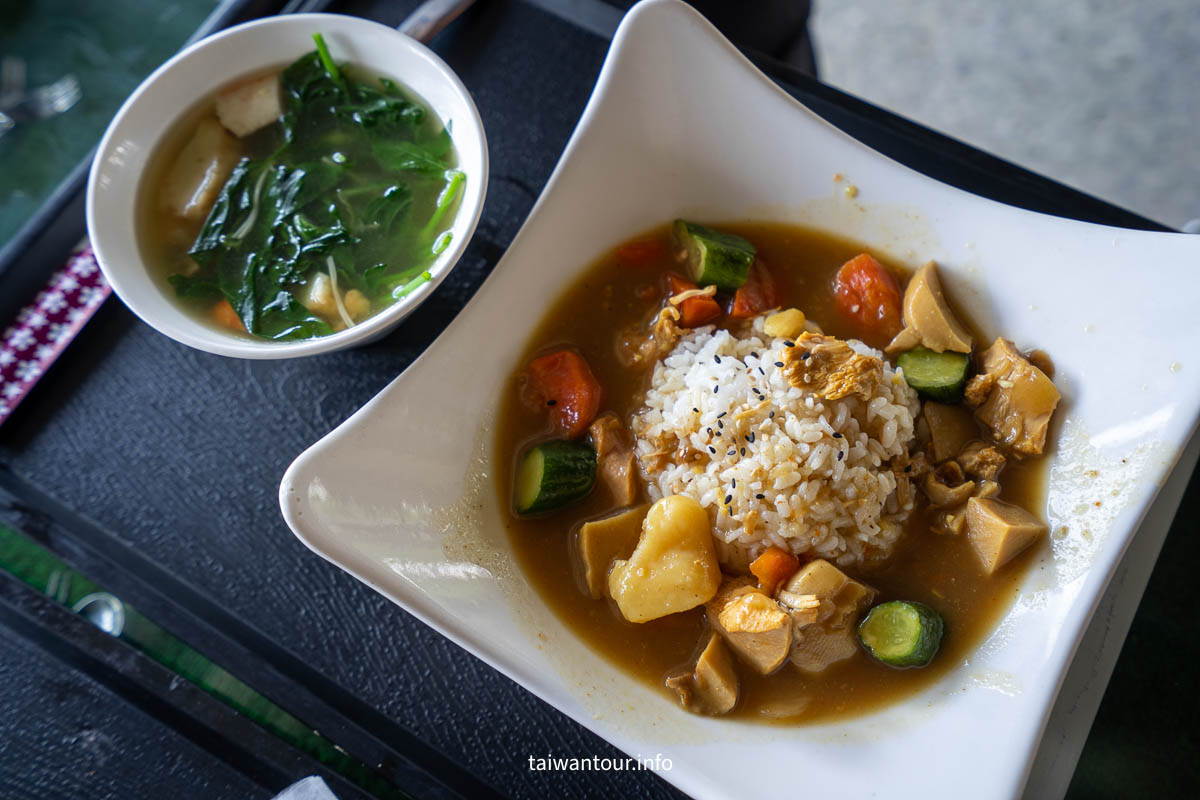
[215,73,283,138]
[304,271,339,320]
[159,118,240,221]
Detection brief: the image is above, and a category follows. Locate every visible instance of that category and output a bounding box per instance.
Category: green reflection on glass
[0,1,216,247]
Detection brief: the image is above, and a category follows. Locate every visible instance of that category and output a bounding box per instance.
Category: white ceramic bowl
[280,1,1200,798]
[87,13,487,359]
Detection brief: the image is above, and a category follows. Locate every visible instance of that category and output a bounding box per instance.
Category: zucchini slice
[673,220,755,292]
[515,440,597,515]
[897,347,970,402]
[857,600,944,668]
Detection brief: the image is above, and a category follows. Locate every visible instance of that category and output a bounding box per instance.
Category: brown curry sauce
[496,222,1047,723]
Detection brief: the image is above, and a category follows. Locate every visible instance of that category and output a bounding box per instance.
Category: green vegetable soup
[137,34,463,341]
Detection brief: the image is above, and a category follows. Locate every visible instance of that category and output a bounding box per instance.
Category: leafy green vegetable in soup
[165,33,462,340]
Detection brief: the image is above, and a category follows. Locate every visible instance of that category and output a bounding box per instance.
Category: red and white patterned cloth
[0,244,110,426]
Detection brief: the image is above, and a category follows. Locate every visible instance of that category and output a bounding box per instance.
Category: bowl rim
[85,12,488,359]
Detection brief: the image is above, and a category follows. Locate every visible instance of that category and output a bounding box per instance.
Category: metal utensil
[0,72,82,122]
[397,0,477,42]
[72,592,127,636]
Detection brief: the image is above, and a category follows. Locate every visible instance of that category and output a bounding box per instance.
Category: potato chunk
[777,559,876,673]
[705,578,792,674]
[965,497,1046,574]
[763,308,807,339]
[608,496,721,623]
[159,118,240,221]
[665,632,738,715]
[575,505,647,599]
[215,73,283,138]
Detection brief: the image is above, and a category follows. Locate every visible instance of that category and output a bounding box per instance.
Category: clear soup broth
[137,38,463,341]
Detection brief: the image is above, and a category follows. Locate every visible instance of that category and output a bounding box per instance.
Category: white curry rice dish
[631,314,921,569]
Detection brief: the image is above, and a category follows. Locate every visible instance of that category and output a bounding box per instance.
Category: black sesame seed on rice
[631,318,916,566]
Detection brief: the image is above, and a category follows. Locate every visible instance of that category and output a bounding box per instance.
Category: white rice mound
[631,315,921,568]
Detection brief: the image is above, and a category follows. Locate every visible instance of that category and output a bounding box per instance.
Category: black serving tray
[0,1,1192,799]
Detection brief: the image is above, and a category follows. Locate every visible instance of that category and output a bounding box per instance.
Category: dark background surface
[0,0,1195,798]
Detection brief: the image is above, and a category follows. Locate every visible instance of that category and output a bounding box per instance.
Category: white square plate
[280,2,1200,797]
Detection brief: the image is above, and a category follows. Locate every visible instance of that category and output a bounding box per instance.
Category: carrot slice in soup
[730,261,779,319]
[211,298,245,333]
[522,350,603,439]
[667,274,722,328]
[832,253,903,345]
[750,546,801,595]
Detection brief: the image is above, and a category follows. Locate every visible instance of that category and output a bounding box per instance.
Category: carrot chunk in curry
[749,546,802,596]
[667,274,723,328]
[729,261,779,319]
[521,350,603,439]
